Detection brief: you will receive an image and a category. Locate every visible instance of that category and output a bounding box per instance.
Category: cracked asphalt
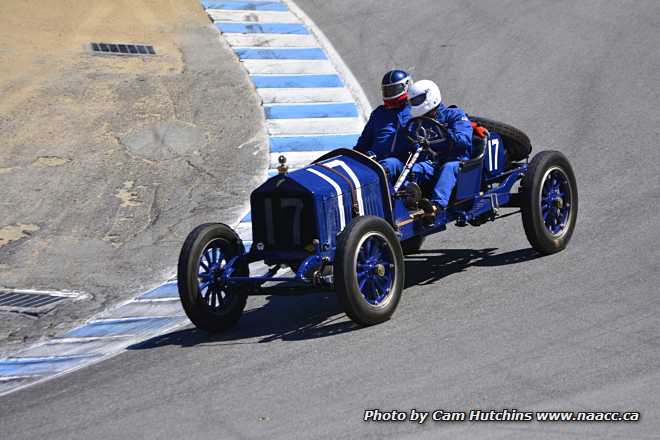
[0,1,267,356]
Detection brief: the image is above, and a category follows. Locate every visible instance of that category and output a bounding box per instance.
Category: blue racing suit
[413,103,473,207]
[354,105,413,182]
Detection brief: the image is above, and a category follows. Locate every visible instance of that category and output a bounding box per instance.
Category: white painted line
[132,297,180,303]
[88,315,180,324]
[98,301,184,320]
[17,338,133,358]
[0,375,34,382]
[266,117,363,135]
[258,87,354,103]
[234,221,253,242]
[208,10,298,23]
[223,33,318,48]
[284,0,373,122]
[0,316,188,397]
[242,59,335,74]
[323,159,365,215]
[270,151,327,169]
[46,336,131,344]
[306,168,346,229]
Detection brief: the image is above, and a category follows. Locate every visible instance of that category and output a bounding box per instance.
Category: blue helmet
[381,69,411,108]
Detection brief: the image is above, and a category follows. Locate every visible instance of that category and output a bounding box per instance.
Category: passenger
[354,69,413,183]
[406,79,473,212]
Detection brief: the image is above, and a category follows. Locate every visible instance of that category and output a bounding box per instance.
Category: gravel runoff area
[0,0,267,356]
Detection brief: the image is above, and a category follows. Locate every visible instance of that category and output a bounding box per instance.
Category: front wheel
[520,151,578,254]
[335,216,404,326]
[177,223,248,333]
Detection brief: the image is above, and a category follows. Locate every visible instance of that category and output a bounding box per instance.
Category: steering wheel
[405,116,451,155]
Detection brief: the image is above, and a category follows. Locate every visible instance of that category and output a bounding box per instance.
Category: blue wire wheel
[197,238,234,312]
[178,223,248,333]
[335,216,404,326]
[521,151,578,254]
[539,167,573,237]
[354,232,397,307]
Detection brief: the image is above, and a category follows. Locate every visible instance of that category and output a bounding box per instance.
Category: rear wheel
[177,223,248,333]
[520,151,578,254]
[335,216,404,326]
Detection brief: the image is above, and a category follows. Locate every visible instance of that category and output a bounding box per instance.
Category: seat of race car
[415,133,487,203]
[443,133,488,205]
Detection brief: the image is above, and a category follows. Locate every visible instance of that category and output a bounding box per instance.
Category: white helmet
[408,79,442,118]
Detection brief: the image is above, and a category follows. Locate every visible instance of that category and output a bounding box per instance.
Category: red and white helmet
[408,80,442,118]
[381,70,412,109]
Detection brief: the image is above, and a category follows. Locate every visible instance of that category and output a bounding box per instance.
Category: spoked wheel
[356,233,396,305]
[177,223,248,333]
[521,151,578,254]
[335,216,404,326]
[540,168,573,235]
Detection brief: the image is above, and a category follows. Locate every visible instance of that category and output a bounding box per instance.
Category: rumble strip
[0,0,371,396]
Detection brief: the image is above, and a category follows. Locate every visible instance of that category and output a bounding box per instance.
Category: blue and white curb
[214,0,372,249]
[0,0,371,396]
[0,281,186,396]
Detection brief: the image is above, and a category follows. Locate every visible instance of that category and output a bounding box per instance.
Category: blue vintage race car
[177,115,578,331]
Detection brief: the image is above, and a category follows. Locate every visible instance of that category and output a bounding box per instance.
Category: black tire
[335,216,404,326]
[520,151,578,254]
[177,223,248,333]
[468,115,532,161]
[401,235,425,255]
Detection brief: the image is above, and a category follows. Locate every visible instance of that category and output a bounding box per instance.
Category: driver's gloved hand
[470,122,488,139]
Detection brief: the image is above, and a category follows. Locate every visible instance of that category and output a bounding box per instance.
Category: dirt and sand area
[0,0,267,355]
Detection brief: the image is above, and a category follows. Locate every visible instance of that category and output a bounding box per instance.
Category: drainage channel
[0,289,86,315]
[0,281,188,396]
[89,42,156,56]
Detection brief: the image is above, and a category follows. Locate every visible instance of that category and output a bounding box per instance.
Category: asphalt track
[2,1,659,439]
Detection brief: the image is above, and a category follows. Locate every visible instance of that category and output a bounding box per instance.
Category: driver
[354,69,413,182]
[406,79,473,213]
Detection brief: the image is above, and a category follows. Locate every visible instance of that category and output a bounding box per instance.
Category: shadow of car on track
[128,291,357,349]
[128,247,540,350]
[404,247,541,288]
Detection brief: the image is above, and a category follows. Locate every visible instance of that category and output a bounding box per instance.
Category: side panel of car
[455,158,484,201]
[313,148,395,226]
[483,132,507,179]
[312,156,386,249]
